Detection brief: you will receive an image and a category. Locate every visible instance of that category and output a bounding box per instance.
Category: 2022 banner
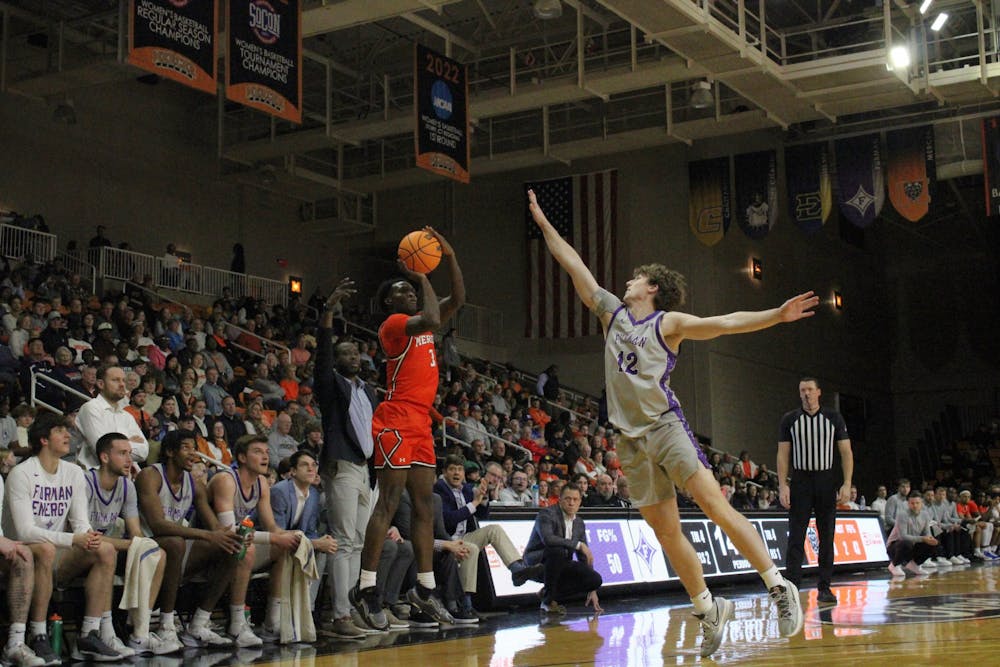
[414,44,470,184]
[226,0,302,123]
[128,0,218,94]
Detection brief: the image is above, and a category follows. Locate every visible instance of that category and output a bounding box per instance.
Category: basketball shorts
[372,402,436,469]
[616,410,711,507]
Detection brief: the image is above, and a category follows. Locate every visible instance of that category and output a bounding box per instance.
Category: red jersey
[380,313,439,409]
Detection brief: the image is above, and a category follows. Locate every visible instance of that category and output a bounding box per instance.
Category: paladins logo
[837,593,1000,625]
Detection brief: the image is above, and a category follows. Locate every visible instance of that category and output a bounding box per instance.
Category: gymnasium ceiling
[0,0,997,251]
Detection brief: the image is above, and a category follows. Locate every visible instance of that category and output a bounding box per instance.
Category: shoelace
[770,587,792,618]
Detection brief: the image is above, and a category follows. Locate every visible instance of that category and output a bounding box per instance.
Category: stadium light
[930,12,948,32]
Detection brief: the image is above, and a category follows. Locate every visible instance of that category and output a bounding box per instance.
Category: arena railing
[223,320,292,366]
[57,250,98,294]
[117,279,193,319]
[29,371,92,416]
[0,223,58,262]
[442,416,533,461]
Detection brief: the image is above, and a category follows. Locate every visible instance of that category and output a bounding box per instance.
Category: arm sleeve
[832,412,849,440]
[779,411,795,442]
[590,288,621,317]
[5,467,74,547]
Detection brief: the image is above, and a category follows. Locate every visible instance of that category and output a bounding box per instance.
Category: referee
[777,377,853,606]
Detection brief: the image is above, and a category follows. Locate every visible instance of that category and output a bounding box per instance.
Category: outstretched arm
[528,189,602,310]
[660,291,819,343]
[430,228,466,324]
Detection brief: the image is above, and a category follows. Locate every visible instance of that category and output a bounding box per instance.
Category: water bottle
[531,483,540,506]
[49,614,63,657]
[235,517,254,561]
[860,495,867,509]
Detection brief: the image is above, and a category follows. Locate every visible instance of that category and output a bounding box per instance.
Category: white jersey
[1,456,91,547]
[223,467,261,524]
[84,469,138,535]
[594,289,688,438]
[141,463,194,536]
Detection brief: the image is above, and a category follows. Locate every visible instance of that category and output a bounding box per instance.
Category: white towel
[118,537,162,636]
[279,533,317,644]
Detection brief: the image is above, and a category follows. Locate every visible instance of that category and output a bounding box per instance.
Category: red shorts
[372,402,435,469]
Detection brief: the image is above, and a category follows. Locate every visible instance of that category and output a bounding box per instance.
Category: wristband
[253,531,271,545]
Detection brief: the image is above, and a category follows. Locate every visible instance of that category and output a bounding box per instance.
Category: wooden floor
[190,563,1000,666]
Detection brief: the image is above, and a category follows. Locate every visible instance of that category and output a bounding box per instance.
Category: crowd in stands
[1,245,999,663]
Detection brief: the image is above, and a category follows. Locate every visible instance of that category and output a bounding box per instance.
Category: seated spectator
[9,404,35,460]
[584,474,629,508]
[537,479,553,508]
[76,365,148,469]
[153,396,182,441]
[884,479,911,530]
[244,400,271,436]
[738,450,758,480]
[886,491,939,576]
[124,387,155,439]
[199,420,233,465]
[523,484,602,615]
[218,395,247,444]
[870,485,889,519]
[615,476,631,506]
[279,364,299,402]
[499,470,533,506]
[730,483,755,511]
[267,412,298,464]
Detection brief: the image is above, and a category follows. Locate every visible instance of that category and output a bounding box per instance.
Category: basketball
[397,230,442,274]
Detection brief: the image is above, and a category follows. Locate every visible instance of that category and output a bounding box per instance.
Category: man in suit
[270,449,339,616]
[432,457,533,617]
[524,484,603,614]
[313,278,378,639]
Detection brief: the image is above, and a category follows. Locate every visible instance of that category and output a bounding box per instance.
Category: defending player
[528,189,813,657]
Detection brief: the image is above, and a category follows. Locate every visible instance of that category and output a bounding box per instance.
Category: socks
[159,611,175,633]
[229,605,247,633]
[463,594,474,611]
[100,611,115,642]
[8,623,25,646]
[29,622,46,638]
[81,616,101,635]
[416,571,436,591]
[760,565,784,590]
[190,608,212,631]
[265,598,281,630]
[359,569,377,590]
[691,589,714,616]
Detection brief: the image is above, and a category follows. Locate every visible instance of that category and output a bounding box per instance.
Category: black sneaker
[26,636,60,667]
[817,588,838,605]
[405,586,455,625]
[73,630,122,662]
[349,584,389,631]
[511,563,544,587]
[449,607,480,625]
[407,610,439,629]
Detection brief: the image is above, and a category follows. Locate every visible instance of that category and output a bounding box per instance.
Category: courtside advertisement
[414,43,470,184]
[226,0,302,123]
[128,0,218,94]
[482,515,888,598]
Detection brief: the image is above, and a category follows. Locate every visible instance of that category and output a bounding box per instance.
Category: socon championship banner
[414,43,470,183]
[982,117,1000,216]
[226,0,302,123]
[688,157,731,247]
[128,0,217,94]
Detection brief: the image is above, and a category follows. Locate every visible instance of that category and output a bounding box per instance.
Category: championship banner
[226,0,302,123]
[414,44,470,183]
[688,157,731,247]
[735,150,778,240]
[785,143,832,234]
[128,0,218,95]
[982,117,1000,216]
[887,126,935,222]
[835,134,884,228]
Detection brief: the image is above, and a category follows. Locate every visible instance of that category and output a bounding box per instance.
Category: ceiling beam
[400,12,481,55]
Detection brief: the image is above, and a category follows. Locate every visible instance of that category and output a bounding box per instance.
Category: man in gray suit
[523,485,603,614]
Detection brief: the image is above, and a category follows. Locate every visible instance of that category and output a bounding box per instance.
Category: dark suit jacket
[269,479,322,539]
[433,478,490,538]
[523,504,588,566]
[314,326,380,479]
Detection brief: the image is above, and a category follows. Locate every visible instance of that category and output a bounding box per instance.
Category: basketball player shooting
[528,189,817,657]
[351,226,465,630]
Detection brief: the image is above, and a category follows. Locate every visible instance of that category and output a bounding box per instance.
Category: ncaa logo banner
[687,157,731,247]
[835,134,885,228]
[981,117,1000,216]
[785,143,832,234]
[226,0,302,123]
[414,44,470,184]
[887,126,935,222]
[734,150,779,240]
[128,0,218,95]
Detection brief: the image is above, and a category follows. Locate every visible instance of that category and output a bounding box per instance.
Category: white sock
[159,611,175,632]
[81,616,101,635]
[8,623,26,646]
[190,608,212,631]
[29,622,46,638]
[265,598,281,630]
[691,589,714,615]
[100,611,115,641]
[359,569,377,590]
[760,565,784,590]
[417,571,436,590]
[229,605,247,633]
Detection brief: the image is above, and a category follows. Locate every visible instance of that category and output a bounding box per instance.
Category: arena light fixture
[930,12,948,32]
[834,291,843,310]
[289,276,303,295]
[690,80,714,109]
[533,0,562,20]
[919,0,933,15]
[889,45,910,71]
[751,258,763,281]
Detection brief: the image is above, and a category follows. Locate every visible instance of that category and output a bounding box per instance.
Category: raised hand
[423,226,454,257]
[778,291,820,322]
[327,277,357,307]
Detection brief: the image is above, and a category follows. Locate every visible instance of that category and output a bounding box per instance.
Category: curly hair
[633,263,686,312]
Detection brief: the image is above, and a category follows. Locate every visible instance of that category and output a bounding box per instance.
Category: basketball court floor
[130,562,1000,666]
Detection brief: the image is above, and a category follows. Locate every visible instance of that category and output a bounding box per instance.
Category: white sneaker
[768,579,804,638]
[2,642,45,667]
[158,622,180,647]
[935,557,951,567]
[102,634,135,658]
[921,558,937,569]
[959,555,971,564]
[949,555,965,565]
[128,633,183,656]
[888,563,905,577]
[228,621,263,648]
[695,596,734,658]
[181,624,234,648]
[904,560,928,575]
[974,549,984,559]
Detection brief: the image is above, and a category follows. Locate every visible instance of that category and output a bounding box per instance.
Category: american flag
[525,170,618,338]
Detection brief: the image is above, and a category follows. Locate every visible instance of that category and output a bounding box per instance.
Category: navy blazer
[314,326,380,478]
[523,504,588,566]
[433,477,490,538]
[269,478,322,539]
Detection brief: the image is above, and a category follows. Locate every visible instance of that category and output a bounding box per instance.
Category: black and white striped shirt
[779,408,849,471]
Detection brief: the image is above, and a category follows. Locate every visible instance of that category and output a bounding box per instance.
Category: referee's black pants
[784,468,838,590]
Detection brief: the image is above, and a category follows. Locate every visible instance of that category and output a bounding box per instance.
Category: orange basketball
[397,230,442,274]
